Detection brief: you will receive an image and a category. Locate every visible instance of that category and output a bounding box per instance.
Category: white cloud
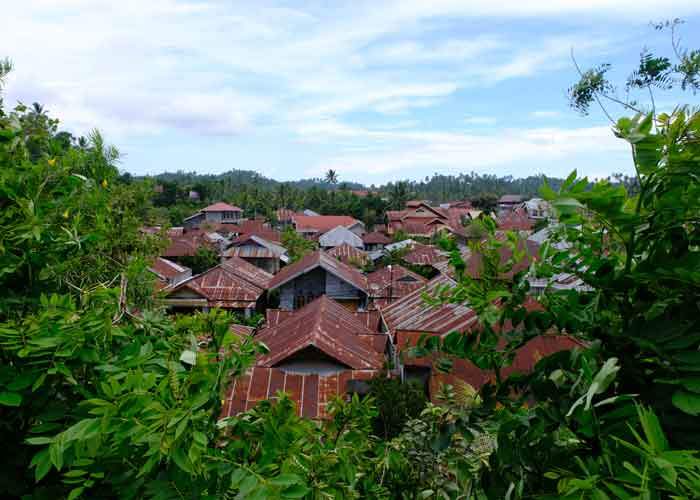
[464,116,498,125]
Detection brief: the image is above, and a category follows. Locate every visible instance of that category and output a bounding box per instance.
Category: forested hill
[137,168,584,203]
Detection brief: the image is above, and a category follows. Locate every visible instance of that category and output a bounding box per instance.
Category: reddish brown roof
[402,244,448,266]
[255,295,385,370]
[164,257,271,309]
[326,244,369,266]
[268,250,368,292]
[381,275,478,336]
[230,324,255,336]
[162,232,215,258]
[293,215,360,233]
[276,208,299,222]
[202,202,242,212]
[363,231,391,245]
[367,265,427,305]
[497,208,534,231]
[149,257,190,281]
[222,367,380,419]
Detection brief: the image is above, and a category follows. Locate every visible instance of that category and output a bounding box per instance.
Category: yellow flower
[101,179,108,188]
[47,158,56,166]
[62,210,69,219]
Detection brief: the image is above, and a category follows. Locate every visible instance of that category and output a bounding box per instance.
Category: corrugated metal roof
[326,244,369,266]
[381,275,478,336]
[149,257,190,280]
[162,232,215,258]
[221,367,380,419]
[221,256,273,289]
[256,296,385,370]
[293,215,361,233]
[225,235,288,260]
[202,202,242,212]
[497,208,534,231]
[268,250,368,292]
[402,244,449,266]
[363,231,391,245]
[319,226,364,248]
[367,265,427,301]
[230,323,255,336]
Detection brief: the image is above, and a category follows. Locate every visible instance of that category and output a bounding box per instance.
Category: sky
[3,1,700,185]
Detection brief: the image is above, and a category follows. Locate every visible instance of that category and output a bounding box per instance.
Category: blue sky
[3,1,700,185]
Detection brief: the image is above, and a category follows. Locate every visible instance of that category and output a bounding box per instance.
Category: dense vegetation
[1,20,699,500]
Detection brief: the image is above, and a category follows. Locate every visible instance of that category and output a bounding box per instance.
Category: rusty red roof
[381,275,478,336]
[326,243,369,266]
[497,208,534,231]
[162,232,215,258]
[276,208,298,222]
[363,231,391,245]
[268,250,368,292]
[256,295,385,370]
[367,265,427,303]
[293,215,361,233]
[230,323,255,336]
[149,257,190,281]
[202,202,242,212]
[222,366,380,419]
[402,244,448,266]
[221,256,273,289]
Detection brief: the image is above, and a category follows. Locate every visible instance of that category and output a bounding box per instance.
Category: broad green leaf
[0,391,22,406]
[671,390,700,415]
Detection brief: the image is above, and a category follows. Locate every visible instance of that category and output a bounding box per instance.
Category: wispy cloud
[530,110,562,118]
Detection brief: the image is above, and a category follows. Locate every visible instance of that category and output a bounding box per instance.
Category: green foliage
[178,245,220,275]
[368,376,427,439]
[281,226,317,263]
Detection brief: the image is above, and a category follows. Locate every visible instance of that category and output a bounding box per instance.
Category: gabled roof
[276,208,298,222]
[326,243,369,266]
[164,258,270,308]
[149,257,190,281]
[367,265,426,296]
[497,208,534,231]
[319,225,364,248]
[256,295,385,370]
[402,244,449,266]
[162,232,215,258]
[268,250,368,292]
[225,235,288,260]
[202,202,242,212]
[293,215,361,233]
[381,275,478,336]
[499,194,524,204]
[363,231,391,245]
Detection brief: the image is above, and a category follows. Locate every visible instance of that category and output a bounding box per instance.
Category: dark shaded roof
[381,275,478,336]
[222,366,380,419]
[202,202,242,212]
[268,250,368,292]
[224,235,287,260]
[162,232,215,258]
[363,231,391,245]
[326,244,369,266]
[256,296,385,370]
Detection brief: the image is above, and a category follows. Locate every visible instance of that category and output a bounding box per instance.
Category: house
[326,243,369,267]
[188,190,200,201]
[386,201,470,240]
[161,230,219,261]
[268,250,369,310]
[230,219,282,243]
[161,256,272,316]
[221,295,387,419]
[275,208,298,228]
[367,238,418,262]
[183,202,243,229]
[498,194,524,213]
[380,275,582,400]
[523,198,551,220]
[402,243,449,267]
[318,225,364,249]
[292,215,364,238]
[497,207,534,232]
[362,231,391,252]
[366,264,427,308]
[149,257,192,288]
[303,209,321,217]
[223,235,289,274]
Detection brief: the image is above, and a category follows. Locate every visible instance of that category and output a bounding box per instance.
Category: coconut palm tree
[324,169,339,185]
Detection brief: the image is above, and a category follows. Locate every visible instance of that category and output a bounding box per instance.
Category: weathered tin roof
[268,250,368,292]
[293,215,361,233]
[381,275,478,336]
[326,243,369,266]
[255,295,385,370]
[366,265,427,301]
[363,231,391,245]
[221,366,380,419]
[402,244,449,266]
[202,202,242,212]
[149,257,190,281]
[319,226,364,248]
